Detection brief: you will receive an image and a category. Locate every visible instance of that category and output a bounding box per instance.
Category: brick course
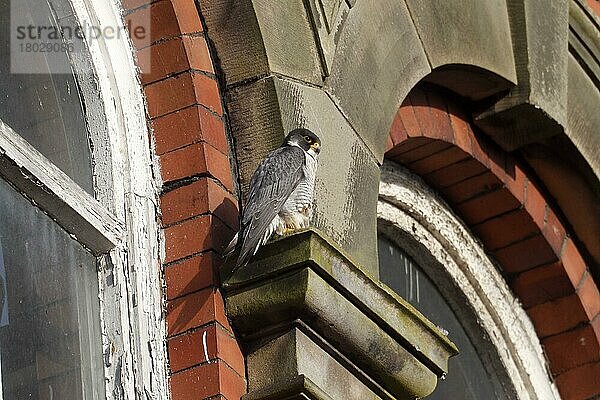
[167,323,245,376]
[123,0,245,397]
[387,85,600,400]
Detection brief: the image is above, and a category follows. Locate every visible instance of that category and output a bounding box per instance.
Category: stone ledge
[222,229,458,399]
[242,374,333,400]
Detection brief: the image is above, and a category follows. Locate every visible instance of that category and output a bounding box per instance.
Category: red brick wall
[587,0,600,17]
[122,1,246,399]
[387,86,600,400]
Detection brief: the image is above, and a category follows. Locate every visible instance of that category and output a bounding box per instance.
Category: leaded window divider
[0,118,124,254]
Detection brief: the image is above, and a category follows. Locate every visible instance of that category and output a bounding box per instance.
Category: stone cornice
[222,229,457,399]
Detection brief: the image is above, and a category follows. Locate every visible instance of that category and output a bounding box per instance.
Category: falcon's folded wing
[235,145,305,268]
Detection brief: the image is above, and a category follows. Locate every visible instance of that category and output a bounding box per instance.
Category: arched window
[379,236,502,399]
[378,161,560,400]
[0,0,166,398]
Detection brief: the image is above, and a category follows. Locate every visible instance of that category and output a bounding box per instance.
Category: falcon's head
[285,128,321,157]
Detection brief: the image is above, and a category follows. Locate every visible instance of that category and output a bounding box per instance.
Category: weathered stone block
[199,0,269,85]
[475,0,570,150]
[566,52,600,180]
[304,0,352,77]
[253,0,323,84]
[404,0,517,85]
[222,230,458,400]
[246,329,381,400]
[200,0,323,86]
[325,0,431,162]
[522,0,569,124]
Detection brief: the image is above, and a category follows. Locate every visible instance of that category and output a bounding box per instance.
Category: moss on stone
[223,228,459,399]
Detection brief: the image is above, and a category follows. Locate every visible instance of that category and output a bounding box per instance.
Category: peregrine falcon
[225,128,321,270]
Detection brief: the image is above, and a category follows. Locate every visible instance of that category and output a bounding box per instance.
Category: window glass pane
[0,0,93,193]
[0,177,104,399]
[378,236,505,400]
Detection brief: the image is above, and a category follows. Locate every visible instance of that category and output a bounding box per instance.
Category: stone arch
[378,162,561,400]
[385,84,600,400]
[325,0,517,160]
[197,0,584,275]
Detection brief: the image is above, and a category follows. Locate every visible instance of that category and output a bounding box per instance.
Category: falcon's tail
[225,216,281,277]
[224,232,258,268]
[222,232,247,279]
[224,233,238,258]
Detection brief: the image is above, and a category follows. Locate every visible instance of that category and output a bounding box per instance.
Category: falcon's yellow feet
[282,227,297,236]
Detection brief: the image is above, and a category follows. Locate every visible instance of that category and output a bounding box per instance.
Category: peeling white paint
[202,330,210,363]
[67,0,169,398]
[0,120,124,254]
[378,161,560,400]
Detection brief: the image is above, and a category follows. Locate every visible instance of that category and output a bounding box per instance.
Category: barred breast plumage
[279,150,318,231]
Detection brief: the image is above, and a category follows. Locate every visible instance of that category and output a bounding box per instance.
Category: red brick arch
[123,1,246,399]
[386,85,600,400]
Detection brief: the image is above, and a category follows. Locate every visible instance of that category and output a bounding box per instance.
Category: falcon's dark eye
[303,135,312,143]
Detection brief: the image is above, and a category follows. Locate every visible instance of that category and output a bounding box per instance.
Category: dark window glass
[0,0,93,193]
[0,178,104,399]
[378,236,504,400]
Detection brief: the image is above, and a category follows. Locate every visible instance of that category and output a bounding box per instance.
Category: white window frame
[0,0,168,398]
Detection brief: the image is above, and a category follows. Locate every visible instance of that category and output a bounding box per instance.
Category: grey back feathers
[226,128,321,271]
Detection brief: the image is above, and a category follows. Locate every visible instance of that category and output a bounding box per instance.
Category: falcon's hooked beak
[311,142,321,154]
